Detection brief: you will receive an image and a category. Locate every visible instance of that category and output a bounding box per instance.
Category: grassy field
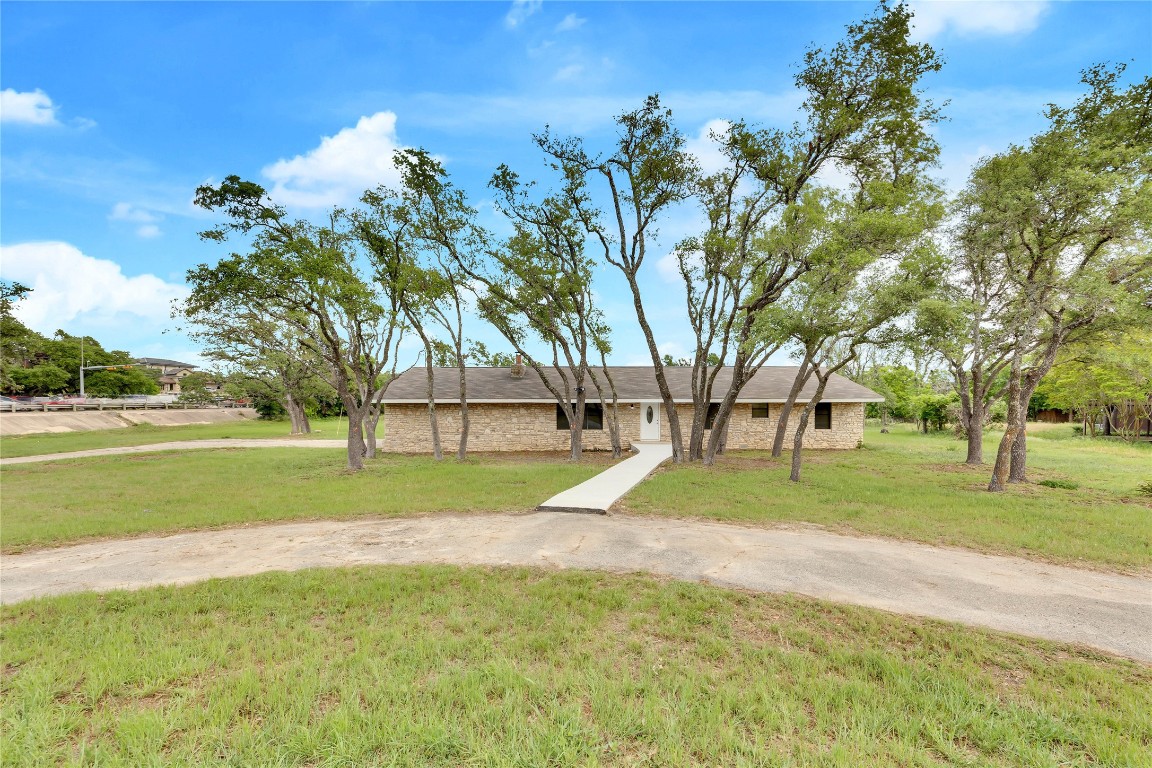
[0,449,611,552]
[0,416,348,459]
[2,566,1147,767]
[624,423,1152,571]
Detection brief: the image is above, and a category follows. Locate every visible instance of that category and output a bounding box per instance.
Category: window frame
[752,403,770,419]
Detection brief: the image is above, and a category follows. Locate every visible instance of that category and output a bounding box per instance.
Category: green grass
[623,423,1152,571]
[0,450,610,552]
[2,566,1147,767]
[0,417,348,459]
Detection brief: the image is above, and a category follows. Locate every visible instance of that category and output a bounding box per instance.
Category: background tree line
[1,282,161,398]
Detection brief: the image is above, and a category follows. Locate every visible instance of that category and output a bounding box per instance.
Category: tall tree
[678,1,943,465]
[191,176,406,471]
[958,67,1152,491]
[534,95,698,462]
[914,218,1018,464]
[755,185,944,480]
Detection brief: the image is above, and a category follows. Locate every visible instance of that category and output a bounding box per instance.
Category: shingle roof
[382,365,883,404]
[136,357,198,369]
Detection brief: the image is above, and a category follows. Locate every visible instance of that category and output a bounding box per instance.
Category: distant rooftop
[136,357,198,369]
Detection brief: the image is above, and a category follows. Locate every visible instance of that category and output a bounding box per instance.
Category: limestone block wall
[381,401,864,453]
[381,403,640,453]
[654,403,863,450]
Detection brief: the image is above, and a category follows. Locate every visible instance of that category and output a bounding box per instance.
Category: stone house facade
[380,365,879,454]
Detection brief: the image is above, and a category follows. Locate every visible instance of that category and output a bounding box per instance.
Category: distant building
[136,358,198,394]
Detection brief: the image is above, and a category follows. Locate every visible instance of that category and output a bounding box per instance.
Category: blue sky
[2,1,1149,368]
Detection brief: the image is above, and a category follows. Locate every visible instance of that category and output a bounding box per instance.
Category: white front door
[639,401,662,441]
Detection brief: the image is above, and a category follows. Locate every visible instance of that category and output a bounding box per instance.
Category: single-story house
[135,358,198,394]
[381,364,884,453]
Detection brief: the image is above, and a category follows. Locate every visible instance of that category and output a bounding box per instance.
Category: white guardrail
[0,398,251,413]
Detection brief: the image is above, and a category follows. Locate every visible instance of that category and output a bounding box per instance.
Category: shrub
[253,395,287,420]
[1136,481,1152,497]
[1039,479,1079,490]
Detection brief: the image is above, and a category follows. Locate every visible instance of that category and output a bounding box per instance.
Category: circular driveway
[3,512,1149,662]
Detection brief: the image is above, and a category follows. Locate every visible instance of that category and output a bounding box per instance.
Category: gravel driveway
[3,512,1149,662]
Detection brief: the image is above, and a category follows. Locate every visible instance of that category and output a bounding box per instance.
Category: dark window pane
[584,403,603,430]
[815,402,832,430]
[752,403,769,419]
[705,403,720,430]
[557,403,604,431]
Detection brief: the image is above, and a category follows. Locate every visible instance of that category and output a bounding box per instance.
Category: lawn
[623,423,1152,572]
[0,449,611,552]
[2,566,1147,767]
[0,416,348,459]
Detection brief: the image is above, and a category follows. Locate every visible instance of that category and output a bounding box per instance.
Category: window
[815,402,832,430]
[752,403,770,419]
[556,403,604,430]
[705,402,721,430]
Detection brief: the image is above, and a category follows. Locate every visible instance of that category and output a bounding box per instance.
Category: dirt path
[3,512,1149,662]
[0,438,346,464]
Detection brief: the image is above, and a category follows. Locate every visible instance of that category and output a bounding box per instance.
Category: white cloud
[553,64,585,83]
[0,88,59,125]
[0,242,188,333]
[109,203,164,238]
[684,119,732,175]
[109,202,159,224]
[556,13,586,32]
[505,0,542,29]
[908,1,1049,40]
[261,112,408,208]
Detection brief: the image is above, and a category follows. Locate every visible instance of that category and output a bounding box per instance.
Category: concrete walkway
[3,513,1149,661]
[538,442,673,513]
[0,439,346,465]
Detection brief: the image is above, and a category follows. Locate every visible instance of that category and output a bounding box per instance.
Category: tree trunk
[590,364,623,458]
[620,271,685,461]
[456,364,469,461]
[988,363,1024,492]
[789,373,834,483]
[772,367,811,457]
[789,405,813,482]
[703,386,741,466]
[363,407,381,459]
[880,404,889,434]
[344,403,367,471]
[569,390,587,461]
[284,392,310,435]
[965,400,984,464]
[425,356,443,461]
[1009,427,1027,482]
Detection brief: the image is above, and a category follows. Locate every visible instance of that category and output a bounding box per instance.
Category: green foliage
[860,365,931,420]
[252,394,287,419]
[912,391,957,431]
[176,372,218,404]
[9,363,70,394]
[0,313,160,396]
[1136,481,1152,497]
[1039,479,1079,490]
[1036,329,1152,420]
